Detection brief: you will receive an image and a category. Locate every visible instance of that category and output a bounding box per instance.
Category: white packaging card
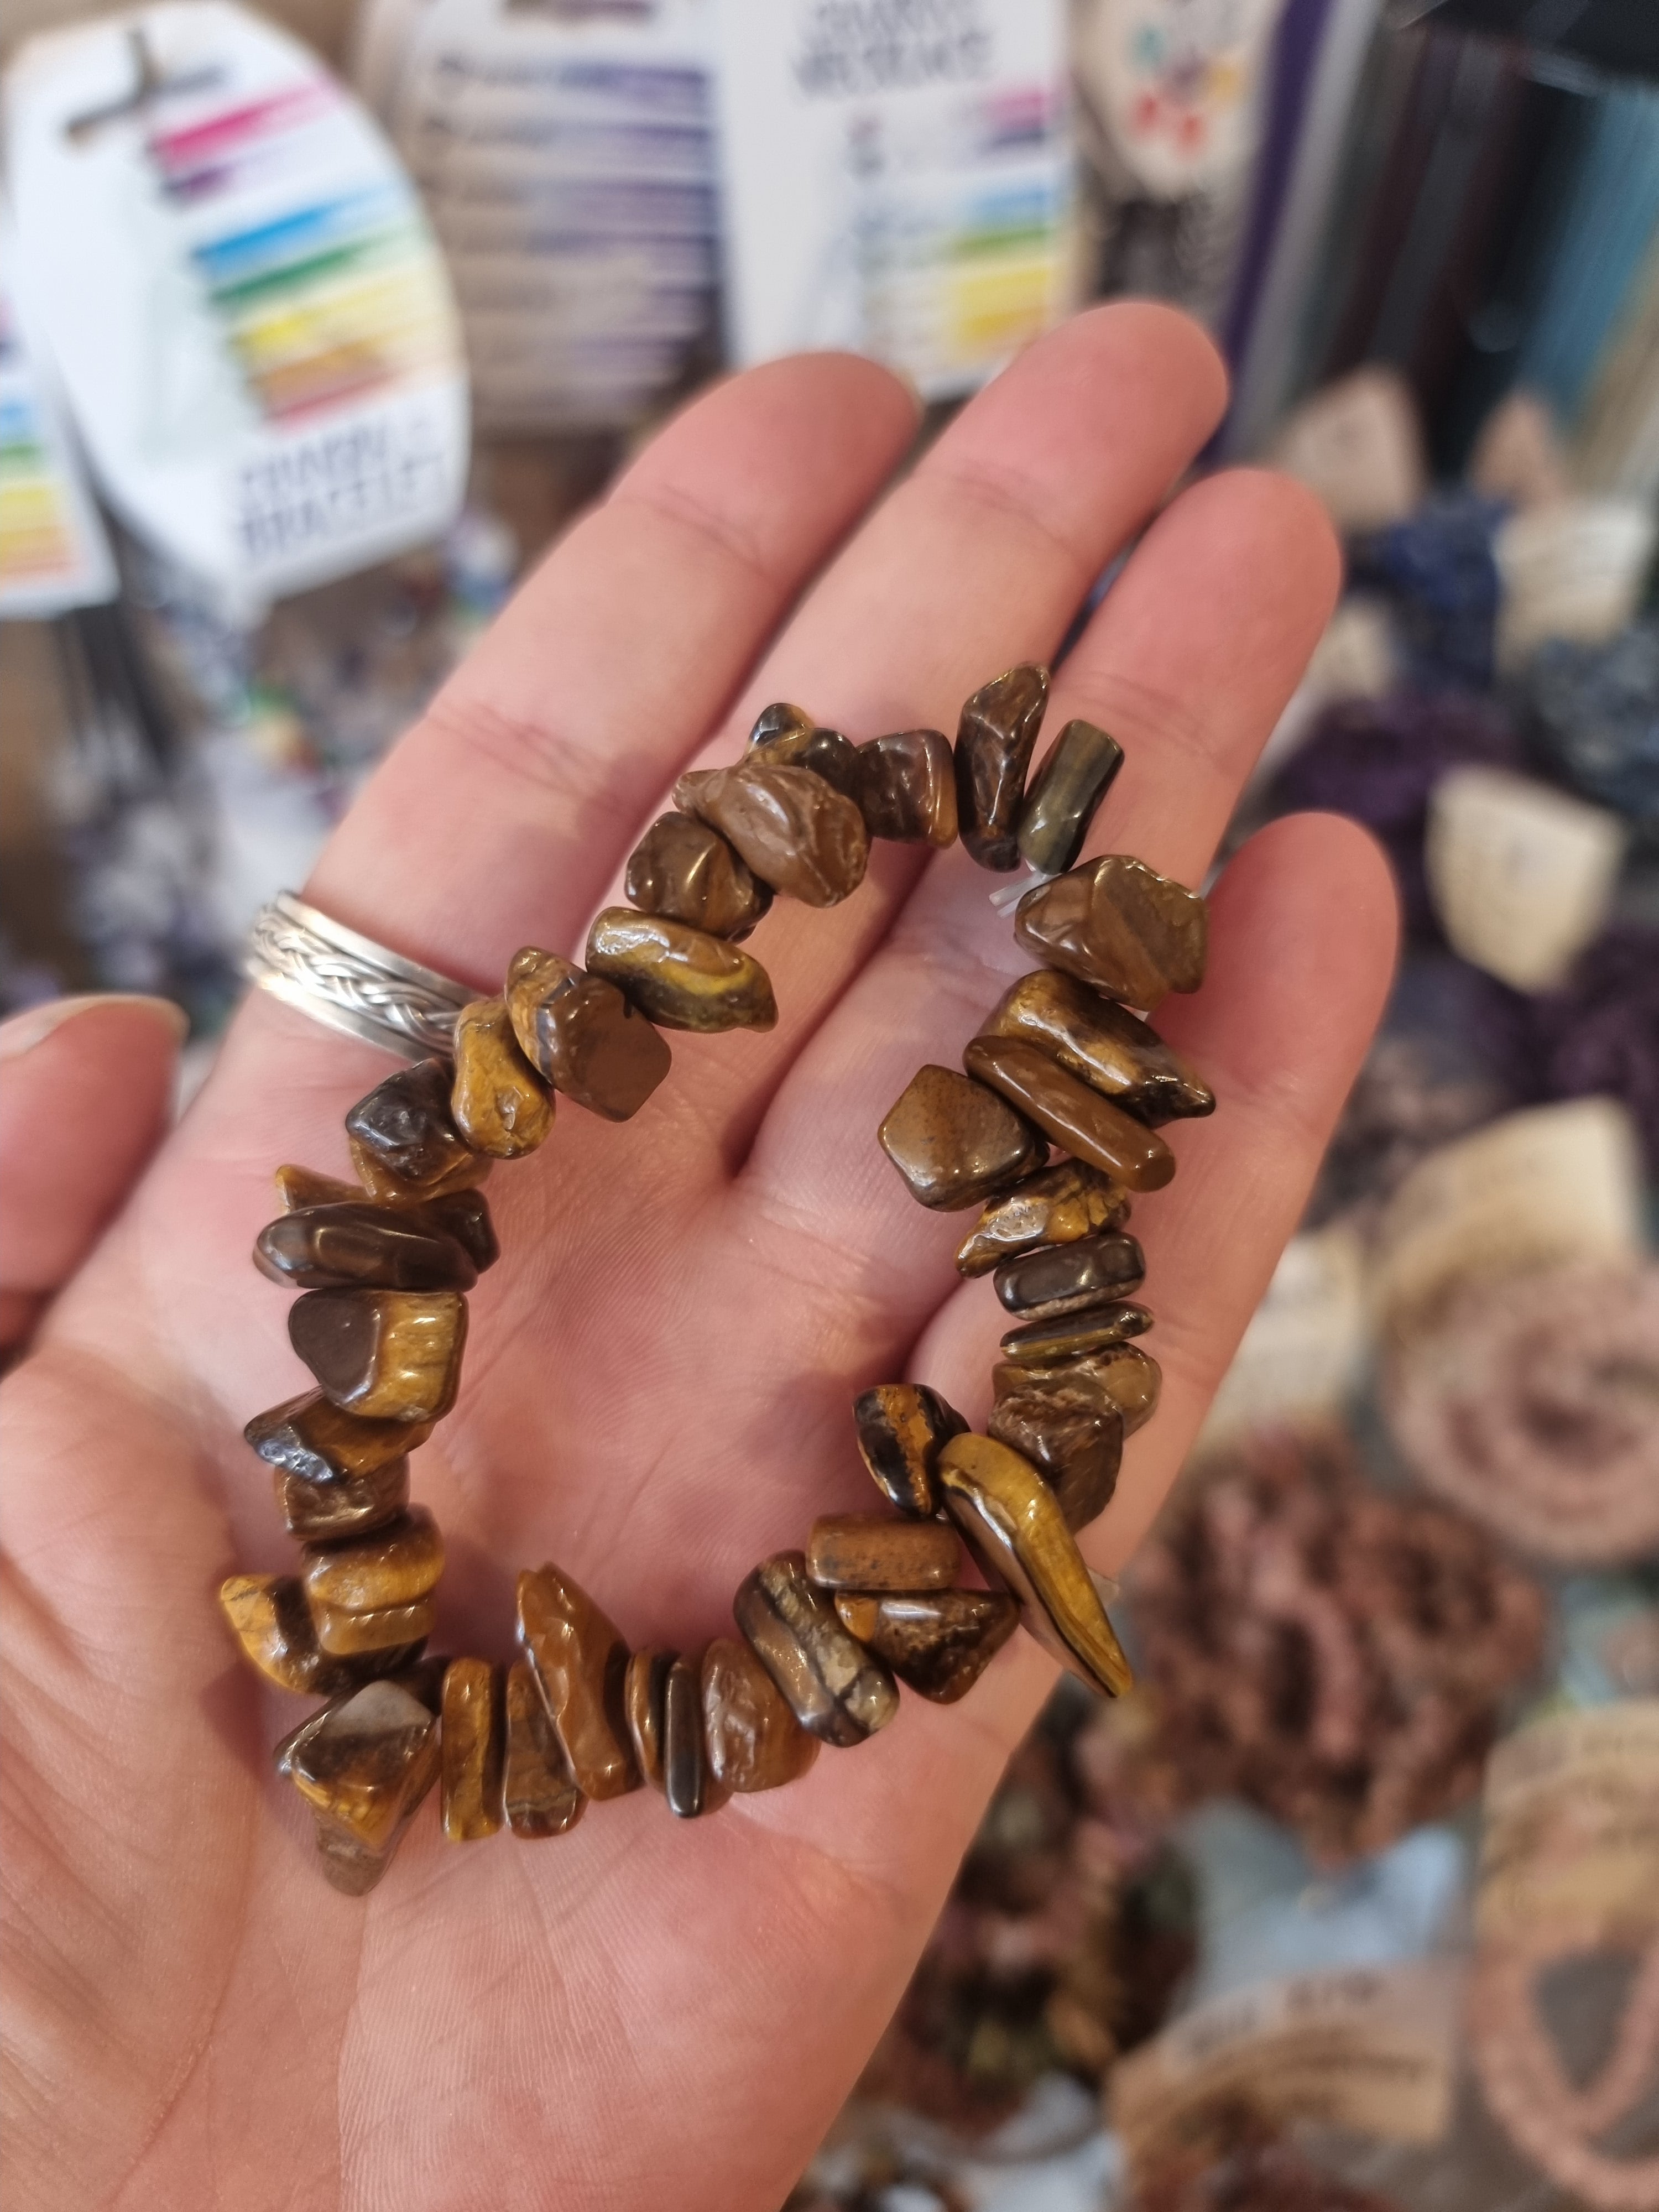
[1197,1222,1370,1450]
[1426,765,1627,994]
[713,0,1077,398]
[6,2,468,614]
[1495,496,1657,669]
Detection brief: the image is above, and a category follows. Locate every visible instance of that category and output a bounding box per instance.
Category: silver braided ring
[244,893,473,1062]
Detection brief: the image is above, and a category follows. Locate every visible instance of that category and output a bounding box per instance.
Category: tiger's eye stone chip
[748,723,865,805]
[450,997,554,1159]
[417,1189,499,1272]
[623,1646,675,1792]
[289,1290,468,1423]
[700,1637,819,1793]
[832,1589,1020,1703]
[963,1037,1175,1192]
[345,1058,488,1198]
[994,1228,1145,1319]
[749,701,813,744]
[244,1390,432,1484]
[1001,1300,1151,1367]
[675,760,868,907]
[218,1572,420,1695]
[954,1160,1129,1277]
[254,1204,477,1293]
[517,1564,639,1799]
[441,1657,505,1841]
[1015,719,1124,875]
[504,945,672,1121]
[664,1653,719,1819]
[274,1453,410,1542]
[857,728,957,844]
[1014,854,1207,1009]
[992,1342,1162,1435]
[980,970,1214,1125]
[312,1594,438,1656]
[878,1065,1044,1211]
[279,1676,442,1893]
[586,909,778,1034]
[954,663,1049,869]
[987,1390,1123,1532]
[624,814,773,942]
[503,1658,586,1838]
[805,1513,961,1592]
[852,1383,967,1515]
[937,1433,1134,1699]
[275,1163,362,1210]
[734,1552,899,1747]
[301,1504,444,1615]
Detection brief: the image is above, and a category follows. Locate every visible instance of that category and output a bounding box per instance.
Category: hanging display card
[6,2,468,612]
[713,0,1077,398]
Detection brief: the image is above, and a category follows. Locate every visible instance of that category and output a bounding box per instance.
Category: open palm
[2,305,1397,2212]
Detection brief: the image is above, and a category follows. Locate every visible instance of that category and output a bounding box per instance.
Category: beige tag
[1373,1098,1645,1338]
[1270,366,1427,534]
[1468,390,1573,512]
[1496,497,1656,667]
[1426,767,1626,993]
[1478,1702,1659,1945]
[1109,1961,1459,2171]
[1197,1223,1368,1449]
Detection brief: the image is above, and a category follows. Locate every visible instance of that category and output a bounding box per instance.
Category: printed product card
[1477,1701,1659,1944]
[1109,1961,1460,2173]
[6,2,468,612]
[1196,1221,1369,1450]
[1073,0,1280,201]
[0,200,117,617]
[713,0,1077,398]
[357,0,716,434]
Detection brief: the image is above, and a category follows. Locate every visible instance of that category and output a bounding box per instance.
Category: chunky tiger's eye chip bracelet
[225,666,1214,1892]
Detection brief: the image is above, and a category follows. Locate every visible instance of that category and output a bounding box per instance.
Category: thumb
[0,995,187,1359]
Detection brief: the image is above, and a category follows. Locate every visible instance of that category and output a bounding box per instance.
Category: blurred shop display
[355,0,718,432]
[6,0,467,616]
[715,0,1076,397]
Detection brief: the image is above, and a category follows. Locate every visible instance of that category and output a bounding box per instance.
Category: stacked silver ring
[244,893,473,1062]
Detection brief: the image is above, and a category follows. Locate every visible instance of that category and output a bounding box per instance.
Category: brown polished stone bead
[832,1589,1019,1703]
[623,1646,675,1792]
[275,1454,410,1542]
[805,1512,961,1592]
[1014,854,1207,1009]
[857,728,957,844]
[289,1290,467,1423]
[450,997,554,1159]
[218,1573,420,1695]
[279,1676,442,1894]
[301,1503,444,1615]
[954,663,1049,869]
[312,1594,438,1656]
[517,1564,639,1799]
[748,723,865,805]
[878,1065,1044,1211]
[441,1657,504,1842]
[749,701,813,744]
[1015,718,1124,875]
[254,1203,477,1293]
[987,1389,1123,1531]
[505,945,672,1121]
[623,813,773,942]
[663,1652,721,1819]
[275,1163,362,1209]
[418,1189,499,1272]
[245,1389,432,1484]
[734,1552,899,1747]
[980,969,1214,1126]
[963,1037,1175,1192]
[994,1228,1145,1318]
[675,760,868,907]
[954,1159,1129,1276]
[700,1637,819,1793]
[937,1434,1133,1698]
[852,1383,967,1515]
[1001,1300,1151,1368]
[992,1342,1162,1434]
[503,1658,586,1838]
[586,909,778,1034]
[345,1058,488,1199]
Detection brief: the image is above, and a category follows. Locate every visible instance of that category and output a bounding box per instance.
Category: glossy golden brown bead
[277,1676,442,1893]
[663,1652,721,1819]
[857,727,957,844]
[624,813,773,942]
[441,1658,505,1841]
[1000,1300,1151,1368]
[699,1638,820,1793]
[254,1203,477,1292]
[517,1564,639,1799]
[623,1646,675,1792]
[1013,854,1207,1009]
[804,1512,961,1592]
[851,1383,966,1516]
[733,1552,899,1747]
[218,1572,421,1695]
[505,945,673,1121]
[953,1159,1129,1276]
[963,1036,1175,1192]
[450,996,554,1159]
[244,1390,432,1484]
[273,1453,410,1543]
[979,969,1214,1125]
[301,1504,444,1615]
[747,722,865,805]
[993,1228,1145,1319]
[288,1289,468,1423]
[345,1058,488,1199]
[987,1389,1123,1532]
[311,1594,438,1656]
[274,1163,362,1210]
[675,759,868,907]
[1015,718,1123,875]
[586,909,778,1034]
[502,1658,586,1838]
[992,1342,1162,1435]
[832,1589,1019,1703]
[954,663,1049,870]
[878,1064,1044,1211]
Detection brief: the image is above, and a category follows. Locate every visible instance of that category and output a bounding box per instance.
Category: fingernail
[0,993,190,1063]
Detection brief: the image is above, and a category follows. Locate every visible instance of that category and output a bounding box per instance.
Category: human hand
[1,305,1396,2212]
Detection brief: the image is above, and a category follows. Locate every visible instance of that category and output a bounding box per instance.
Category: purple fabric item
[1219,0,1333,376]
